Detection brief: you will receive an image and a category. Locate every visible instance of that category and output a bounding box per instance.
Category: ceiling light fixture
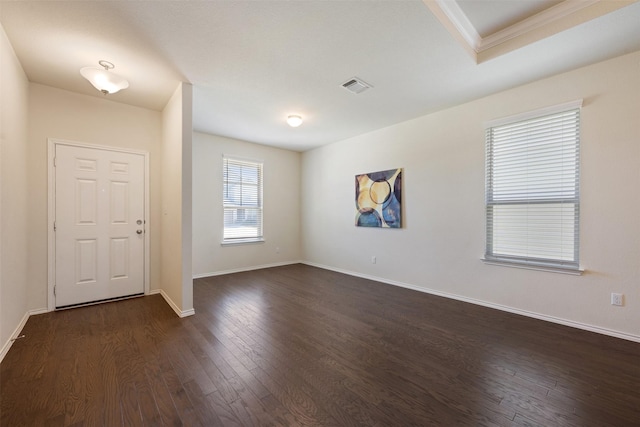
[80,60,129,95]
[287,115,303,127]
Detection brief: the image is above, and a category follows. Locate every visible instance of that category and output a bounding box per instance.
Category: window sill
[482,258,584,276]
[221,238,265,247]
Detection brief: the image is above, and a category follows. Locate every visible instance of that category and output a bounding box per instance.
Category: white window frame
[222,156,264,245]
[483,100,583,274]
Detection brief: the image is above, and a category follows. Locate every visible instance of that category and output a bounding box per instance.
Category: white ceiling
[2,1,640,152]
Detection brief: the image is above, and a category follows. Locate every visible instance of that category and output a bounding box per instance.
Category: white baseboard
[0,307,49,364]
[302,261,640,344]
[193,260,302,279]
[149,289,195,318]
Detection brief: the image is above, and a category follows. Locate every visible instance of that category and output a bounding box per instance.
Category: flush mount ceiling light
[287,115,303,127]
[80,60,129,95]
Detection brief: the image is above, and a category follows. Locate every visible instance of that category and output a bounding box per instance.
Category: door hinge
[53,221,56,232]
[53,157,56,167]
[53,286,56,297]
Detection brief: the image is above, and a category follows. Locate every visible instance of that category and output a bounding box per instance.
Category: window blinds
[223,157,263,241]
[485,103,581,270]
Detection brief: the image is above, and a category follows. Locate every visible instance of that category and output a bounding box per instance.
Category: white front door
[54,144,145,308]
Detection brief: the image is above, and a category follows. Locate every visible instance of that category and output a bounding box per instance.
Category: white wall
[27,84,163,310]
[160,83,194,316]
[301,51,640,340]
[192,132,301,276]
[0,24,30,359]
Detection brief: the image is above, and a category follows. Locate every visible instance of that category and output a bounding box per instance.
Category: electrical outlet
[276,247,280,254]
[611,293,624,306]
[371,256,377,264]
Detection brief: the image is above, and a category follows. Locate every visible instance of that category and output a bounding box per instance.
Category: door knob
[136,230,143,234]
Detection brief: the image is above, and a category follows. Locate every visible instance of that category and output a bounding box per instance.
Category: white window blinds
[485,101,581,271]
[223,157,263,242]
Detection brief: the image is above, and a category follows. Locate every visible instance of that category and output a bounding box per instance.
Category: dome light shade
[80,60,129,94]
[287,115,303,127]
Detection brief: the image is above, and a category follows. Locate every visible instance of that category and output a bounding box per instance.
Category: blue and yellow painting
[355,168,402,228]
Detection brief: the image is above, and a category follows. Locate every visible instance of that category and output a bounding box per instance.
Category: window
[222,156,263,243]
[484,100,582,272]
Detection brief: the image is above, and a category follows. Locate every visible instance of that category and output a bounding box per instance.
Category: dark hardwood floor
[2,264,639,426]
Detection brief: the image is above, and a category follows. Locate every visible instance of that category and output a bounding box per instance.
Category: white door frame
[47,138,150,311]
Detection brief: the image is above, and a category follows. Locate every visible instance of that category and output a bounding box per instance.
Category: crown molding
[431,0,481,52]
[424,0,636,63]
[479,0,599,52]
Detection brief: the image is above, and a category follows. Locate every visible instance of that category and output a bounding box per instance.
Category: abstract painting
[355,168,402,228]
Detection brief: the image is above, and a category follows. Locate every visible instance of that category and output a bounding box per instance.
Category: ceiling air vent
[341,77,372,94]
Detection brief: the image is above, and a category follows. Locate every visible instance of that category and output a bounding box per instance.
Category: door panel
[110,237,130,279]
[75,239,97,283]
[55,144,145,308]
[76,179,97,224]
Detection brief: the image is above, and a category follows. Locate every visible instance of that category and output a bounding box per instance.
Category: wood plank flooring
[2,264,639,426]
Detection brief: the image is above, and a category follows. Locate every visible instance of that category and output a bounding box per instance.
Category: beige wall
[0,24,30,357]
[3,20,638,356]
[301,51,640,340]
[27,84,163,310]
[160,83,193,315]
[192,132,301,276]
